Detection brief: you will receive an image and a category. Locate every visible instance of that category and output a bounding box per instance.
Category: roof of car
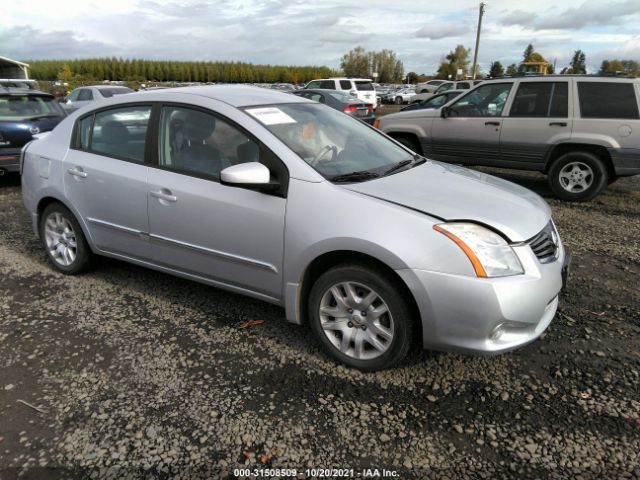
[0,87,52,96]
[141,85,309,107]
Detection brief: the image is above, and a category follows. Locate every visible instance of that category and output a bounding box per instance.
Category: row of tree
[339,47,404,83]
[27,58,338,84]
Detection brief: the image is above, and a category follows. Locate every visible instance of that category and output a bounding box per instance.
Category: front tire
[547,151,608,201]
[308,264,415,371]
[40,203,93,274]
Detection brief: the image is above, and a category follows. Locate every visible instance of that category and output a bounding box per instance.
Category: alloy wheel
[318,281,395,360]
[558,161,594,193]
[44,212,77,267]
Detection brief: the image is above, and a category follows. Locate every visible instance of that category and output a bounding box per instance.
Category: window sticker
[246,107,297,125]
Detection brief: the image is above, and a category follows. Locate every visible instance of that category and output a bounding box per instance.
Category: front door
[64,104,152,259]
[429,82,513,165]
[147,105,287,300]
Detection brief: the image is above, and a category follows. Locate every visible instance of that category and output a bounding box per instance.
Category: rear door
[429,82,513,164]
[500,80,572,169]
[64,104,152,259]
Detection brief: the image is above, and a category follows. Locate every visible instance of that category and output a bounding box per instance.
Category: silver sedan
[21,85,569,371]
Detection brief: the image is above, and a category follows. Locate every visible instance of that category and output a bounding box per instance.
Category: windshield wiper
[330,171,380,183]
[27,114,60,121]
[383,155,427,176]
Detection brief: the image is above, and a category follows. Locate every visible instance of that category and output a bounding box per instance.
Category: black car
[292,89,375,124]
[0,88,67,174]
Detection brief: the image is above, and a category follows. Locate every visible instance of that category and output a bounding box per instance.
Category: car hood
[343,161,551,241]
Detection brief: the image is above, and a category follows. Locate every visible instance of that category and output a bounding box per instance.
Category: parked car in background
[292,89,375,124]
[389,88,416,105]
[64,85,134,112]
[415,79,447,94]
[401,90,464,112]
[377,76,640,201]
[271,83,296,92]
[21,85,569,371]
[0,88,66,174]
[304,78,377,108]
[410,80,476,104]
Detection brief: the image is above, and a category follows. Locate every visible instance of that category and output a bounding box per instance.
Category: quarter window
[448,83,512,117]
[78,115,93,150]
[510,82,568,117]
[89,106,151,162]
[578,82,639,119]
[340,80,352,90]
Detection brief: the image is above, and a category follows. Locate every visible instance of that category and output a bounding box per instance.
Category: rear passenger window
[89,106,151,162]
[77,89,93,101]
[340,80,351,90]
[510,82,568,117]
[578,82,639,119]
[457,82,470,89]
[319,80,336,90]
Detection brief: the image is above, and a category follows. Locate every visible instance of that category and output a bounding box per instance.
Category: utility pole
[471,2,485,79]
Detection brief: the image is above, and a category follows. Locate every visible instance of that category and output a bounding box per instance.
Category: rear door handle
[150,189,178,203]
[549,122,568,127]
[67,167,87,178]
[484,121,500,126]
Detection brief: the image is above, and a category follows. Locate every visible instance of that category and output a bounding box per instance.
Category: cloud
[500,0,640,30]
[414,22,469,40]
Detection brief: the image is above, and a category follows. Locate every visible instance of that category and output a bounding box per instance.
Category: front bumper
[397,242,568,354]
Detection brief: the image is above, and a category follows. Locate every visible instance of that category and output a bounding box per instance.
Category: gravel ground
[0,171,639,480]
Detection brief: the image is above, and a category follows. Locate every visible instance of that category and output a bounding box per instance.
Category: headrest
[101,121,130,144]
[183,111,216,142]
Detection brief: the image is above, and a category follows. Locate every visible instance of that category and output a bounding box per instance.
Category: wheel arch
[544,143,615,179]
[294,250,422,341]
[36,195,95,250]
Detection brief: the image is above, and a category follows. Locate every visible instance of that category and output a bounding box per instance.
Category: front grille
[528,222,559,264]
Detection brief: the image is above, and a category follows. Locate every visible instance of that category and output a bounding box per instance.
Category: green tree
[523,44,534,61]
[505,63,519,76]
[488,61,504,78]
[340,47,403,82]
[569,50,587,74]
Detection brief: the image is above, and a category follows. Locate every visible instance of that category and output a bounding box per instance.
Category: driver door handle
[484,121,500,126]
[150,189,178,202]
[67,167,87,178]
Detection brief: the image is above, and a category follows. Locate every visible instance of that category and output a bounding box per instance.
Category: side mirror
[441,106,449,118]
[220,162,279,193]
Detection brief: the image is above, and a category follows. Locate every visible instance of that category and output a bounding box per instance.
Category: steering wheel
[309,144,338,167]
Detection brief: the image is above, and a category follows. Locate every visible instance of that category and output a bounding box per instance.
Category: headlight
[434,222,524,278]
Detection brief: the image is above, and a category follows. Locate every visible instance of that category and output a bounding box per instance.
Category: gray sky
[1,0,639,74]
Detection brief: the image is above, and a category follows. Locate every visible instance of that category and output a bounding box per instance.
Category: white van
[304,78,376,108]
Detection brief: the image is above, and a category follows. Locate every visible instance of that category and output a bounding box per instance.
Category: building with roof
[0,55,30,80]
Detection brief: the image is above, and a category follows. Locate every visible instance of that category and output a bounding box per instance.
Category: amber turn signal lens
[433,225,488,278]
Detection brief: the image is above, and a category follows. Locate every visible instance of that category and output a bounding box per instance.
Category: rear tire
[40,202,93,274]
[547,151,608,201]
[308,263,415,372]
[395,97,403,105]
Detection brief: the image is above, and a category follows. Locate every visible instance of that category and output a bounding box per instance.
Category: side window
[510,82,568,117]
[306,81,322,89]
[77,89,94,101]
[339,80,352,90]
[457,82,470,89]
[307,93,324,103]
[78,115,93,149]
[90,106,151,162]
[449,83,512,117]
[319,80,336,90]
[68,90,80,101]
[578,82,639,119]
[159,106,261,179]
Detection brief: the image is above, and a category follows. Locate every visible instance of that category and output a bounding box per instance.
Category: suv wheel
[40,203,93,274]
[308,264,415,371]
[395,97,403,105]
[548,151,608,201]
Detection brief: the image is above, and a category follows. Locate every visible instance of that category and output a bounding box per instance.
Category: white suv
[305,78,376,108]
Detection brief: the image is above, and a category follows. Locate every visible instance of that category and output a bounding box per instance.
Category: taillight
[343,105,357,113]
[367,105,374,112]
[373,119,380,129]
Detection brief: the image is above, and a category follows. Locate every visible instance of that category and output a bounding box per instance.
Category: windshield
[0,95,64,121]
[244,103,415,181]
[99,87,134,98]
